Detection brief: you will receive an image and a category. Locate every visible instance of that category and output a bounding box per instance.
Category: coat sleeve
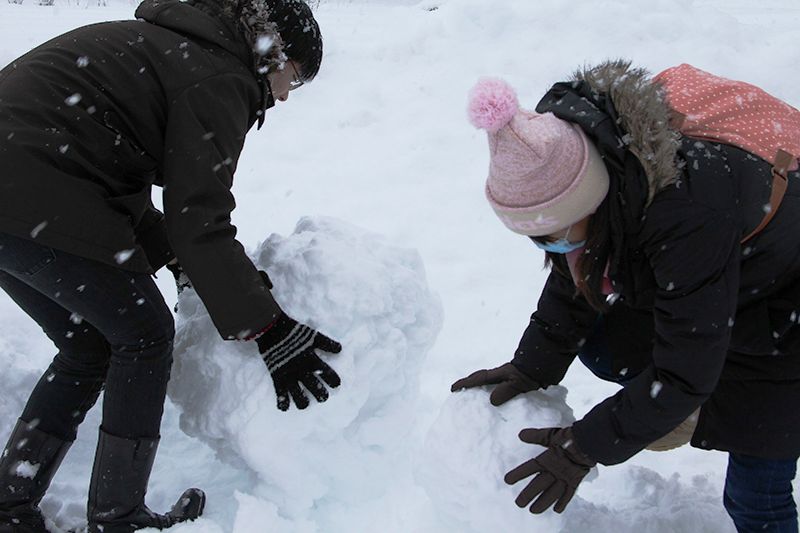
[162,73,280,340]
[134,196,175,271]
[572,200,740,465]
[513,268,598,386]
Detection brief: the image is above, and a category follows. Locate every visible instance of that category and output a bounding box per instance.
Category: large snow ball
[415,386,589,531]
[417,388,735,533]
[167,217,443,516]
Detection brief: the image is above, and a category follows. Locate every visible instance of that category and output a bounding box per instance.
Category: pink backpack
[654,64,800,242]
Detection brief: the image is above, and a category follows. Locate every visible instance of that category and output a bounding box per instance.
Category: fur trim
[572,60,681,203]
[220,0,287,77]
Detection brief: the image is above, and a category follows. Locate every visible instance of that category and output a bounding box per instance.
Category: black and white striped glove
[255,313,342,411]
[165,262,192,295]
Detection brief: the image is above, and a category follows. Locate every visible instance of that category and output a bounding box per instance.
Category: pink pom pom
[467,78,519,133]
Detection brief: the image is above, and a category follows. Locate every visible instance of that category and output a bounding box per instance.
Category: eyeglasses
[289,62,304,90]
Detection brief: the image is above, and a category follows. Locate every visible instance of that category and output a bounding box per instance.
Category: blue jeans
[579,314,799,533]
[725,454,798,532]
[0,232,174,441]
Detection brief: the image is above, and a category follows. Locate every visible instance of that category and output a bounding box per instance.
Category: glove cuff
[255,314,315,372]
[560,427,596,468]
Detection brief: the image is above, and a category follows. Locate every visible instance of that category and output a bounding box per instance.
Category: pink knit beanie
[468,78,610,236]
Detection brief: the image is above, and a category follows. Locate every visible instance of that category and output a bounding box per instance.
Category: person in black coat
[0,1,342,531]
[452,61,800,532]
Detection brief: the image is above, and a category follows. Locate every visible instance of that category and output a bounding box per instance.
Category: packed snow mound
[415,386,581,531]
[417,388,734,533]
[562,466,736,533]
[167,217,443,522]
[0,332,43,432]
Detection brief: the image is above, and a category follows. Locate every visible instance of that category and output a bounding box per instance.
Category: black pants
[0,232,174,441]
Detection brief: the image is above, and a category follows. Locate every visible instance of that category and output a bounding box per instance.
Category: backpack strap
[741,149,794,243]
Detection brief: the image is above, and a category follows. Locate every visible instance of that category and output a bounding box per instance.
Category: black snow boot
[87,429,205,533]
[0,419,72,533]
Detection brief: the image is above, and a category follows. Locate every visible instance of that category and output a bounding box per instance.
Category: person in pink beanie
[452,60,800,532]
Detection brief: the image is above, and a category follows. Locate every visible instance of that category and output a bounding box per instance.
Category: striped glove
[255,313,342,411]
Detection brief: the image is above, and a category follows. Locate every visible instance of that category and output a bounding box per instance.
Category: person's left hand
[504,426,595,514]
[165,261,192,295]
[255,312,342,411]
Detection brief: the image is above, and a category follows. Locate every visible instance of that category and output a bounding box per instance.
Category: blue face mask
[530,225,586,254]
[533,237,586,254]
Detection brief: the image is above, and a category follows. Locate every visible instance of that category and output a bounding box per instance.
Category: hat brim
[486,126,610,237]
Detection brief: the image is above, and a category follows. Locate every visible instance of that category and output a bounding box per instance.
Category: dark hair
[268,0,323,81]
[539,198,613,312]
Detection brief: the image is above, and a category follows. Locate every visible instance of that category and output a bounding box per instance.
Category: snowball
[415,386,584,531]
[168,217,442,522]
[416,387,733,532]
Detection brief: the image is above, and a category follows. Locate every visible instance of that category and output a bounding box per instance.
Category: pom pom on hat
[467,78,519,133]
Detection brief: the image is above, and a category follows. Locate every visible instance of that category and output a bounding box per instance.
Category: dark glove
[165,262,192,295]
[450,362,541,406]
[504,426,595,514]
[255,313,342,411]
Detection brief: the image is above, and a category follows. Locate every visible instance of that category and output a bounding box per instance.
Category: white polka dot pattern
[655,64,800,171]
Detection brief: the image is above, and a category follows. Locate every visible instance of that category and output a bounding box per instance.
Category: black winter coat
[513,61,800,464]
[0,0,281,339]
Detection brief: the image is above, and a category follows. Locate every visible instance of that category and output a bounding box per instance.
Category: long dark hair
[538,197,613,312]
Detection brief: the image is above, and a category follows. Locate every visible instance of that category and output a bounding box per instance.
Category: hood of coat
[135,0,285,78]
[571,60,681,204]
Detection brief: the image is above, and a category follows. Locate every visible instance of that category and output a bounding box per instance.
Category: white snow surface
[168,217,443,529]
[0,0,798,532]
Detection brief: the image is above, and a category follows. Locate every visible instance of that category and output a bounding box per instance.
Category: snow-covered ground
[1,0,799,531]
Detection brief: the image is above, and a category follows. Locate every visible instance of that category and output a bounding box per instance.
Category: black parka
[0,0,281,339]
[513,61,800,464]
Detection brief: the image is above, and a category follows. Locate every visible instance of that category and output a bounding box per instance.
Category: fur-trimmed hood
[571,60,681,204]
[136,0,286,79]
[217,0,287,76]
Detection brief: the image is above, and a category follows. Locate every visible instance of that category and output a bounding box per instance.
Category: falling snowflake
[650,381,663,398]
[114,249,136,264]
[256,36,273,55]
[30,221,48,238]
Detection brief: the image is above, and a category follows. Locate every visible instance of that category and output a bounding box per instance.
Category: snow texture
[168,217,443,526]
[417,388,731,533]
[0,0,797,531]
[14,459,40,479]
[416,386,579,531]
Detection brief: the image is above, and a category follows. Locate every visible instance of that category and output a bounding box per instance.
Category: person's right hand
[450,362,542,406]
[165,261,192,295]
